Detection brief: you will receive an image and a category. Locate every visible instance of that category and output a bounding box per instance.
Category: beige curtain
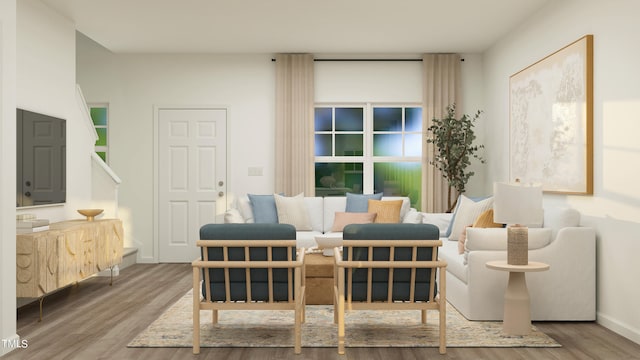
[422,54,461,213]
[275,54,315,196]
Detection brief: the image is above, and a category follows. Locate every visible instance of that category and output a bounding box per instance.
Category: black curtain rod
[271,58,465,62]
[317,58,422,62]
[271,58,420,62]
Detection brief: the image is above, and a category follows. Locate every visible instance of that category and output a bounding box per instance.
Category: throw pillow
[237,196,254,223]
[223,208,244,223]
[422,213,453,236]
[248,194,279,223]
[382,196,411,221]
[331,212,377,232]
[274,193,312,231]
[345,192,383,212]
[447,195,494,241]
[444,194,492,237]
[543,207,579,239]
[472,209,503,228]
[368,199,403,223]
[402,209,422,224]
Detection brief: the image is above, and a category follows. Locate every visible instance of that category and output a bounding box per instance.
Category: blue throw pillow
[345,192,384,213]
[248,194,279,223]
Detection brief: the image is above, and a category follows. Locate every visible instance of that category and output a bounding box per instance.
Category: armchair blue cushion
[342,223,440,302]
[199,223,297,302]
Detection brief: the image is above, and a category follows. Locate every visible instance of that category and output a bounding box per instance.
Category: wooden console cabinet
[16,219,124,300]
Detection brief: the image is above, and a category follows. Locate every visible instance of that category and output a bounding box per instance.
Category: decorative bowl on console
[77,209,104,221]
[315,235,343,256]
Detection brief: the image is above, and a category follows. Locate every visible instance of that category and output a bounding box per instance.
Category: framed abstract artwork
[509,35,593,194]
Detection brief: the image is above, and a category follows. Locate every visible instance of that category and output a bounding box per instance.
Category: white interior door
[158,108,227,262]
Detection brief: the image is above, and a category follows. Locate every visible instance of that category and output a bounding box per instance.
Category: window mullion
[363,103,374,194]
[332,107,336,156]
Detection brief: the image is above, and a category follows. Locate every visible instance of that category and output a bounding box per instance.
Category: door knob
[218,191,224,197]
[218,181,224,186]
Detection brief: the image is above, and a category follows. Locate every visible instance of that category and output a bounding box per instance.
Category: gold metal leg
[38,296,44,322]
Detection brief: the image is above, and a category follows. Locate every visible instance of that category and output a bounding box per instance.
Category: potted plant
[427,104,485,212]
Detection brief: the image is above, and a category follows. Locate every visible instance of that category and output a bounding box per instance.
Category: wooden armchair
[192,223,305,354]
[333,223,447,354]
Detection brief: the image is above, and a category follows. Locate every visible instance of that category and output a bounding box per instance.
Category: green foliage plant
[427,104,485,212]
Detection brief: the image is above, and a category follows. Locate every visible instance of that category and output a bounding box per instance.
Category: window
[314,104,423,210]
[89,104,109,163]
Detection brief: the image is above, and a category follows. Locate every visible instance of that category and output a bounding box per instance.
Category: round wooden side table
[486,260,550,335]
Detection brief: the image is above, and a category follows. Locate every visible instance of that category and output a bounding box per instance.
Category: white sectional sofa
[431,206,596,321]
[225,194,596,322]
[229,195,419,249]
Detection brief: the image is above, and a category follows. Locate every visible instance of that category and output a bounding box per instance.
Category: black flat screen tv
[16,108,66,207]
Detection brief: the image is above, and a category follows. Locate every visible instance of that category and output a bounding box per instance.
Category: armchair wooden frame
[333,239,447,354]
[192,240,306,354]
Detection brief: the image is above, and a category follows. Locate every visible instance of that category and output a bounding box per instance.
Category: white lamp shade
[493,182,543,225]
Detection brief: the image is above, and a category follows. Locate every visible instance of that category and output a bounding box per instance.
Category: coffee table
[305,253,334,305]
[486,260,550,335]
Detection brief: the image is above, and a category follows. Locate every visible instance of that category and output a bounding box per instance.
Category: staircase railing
[77,84,122,218]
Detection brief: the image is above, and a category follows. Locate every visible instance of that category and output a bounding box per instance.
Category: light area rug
[128,289,561,348]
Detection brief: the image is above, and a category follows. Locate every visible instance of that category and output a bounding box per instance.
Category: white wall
[76,38,277,262]
[483,0,640,344]
[0,1,95,354]
[315,60,423,103]
[458,54,486,196]
[91,156,120,219]
[77,48,486,263]
[16,0,95,222]
[0,0,18,355]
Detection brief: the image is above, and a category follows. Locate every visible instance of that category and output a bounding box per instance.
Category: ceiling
[40,0,550,54]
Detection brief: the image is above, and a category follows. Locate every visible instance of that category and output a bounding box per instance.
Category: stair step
[121,247,138,269]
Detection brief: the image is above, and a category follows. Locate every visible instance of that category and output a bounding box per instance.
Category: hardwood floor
[4,263,639,360]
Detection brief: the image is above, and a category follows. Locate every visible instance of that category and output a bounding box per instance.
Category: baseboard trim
[137,255,156,264]
[598,311,640,345]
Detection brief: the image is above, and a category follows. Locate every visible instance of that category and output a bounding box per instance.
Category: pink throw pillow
[331,212,377,232]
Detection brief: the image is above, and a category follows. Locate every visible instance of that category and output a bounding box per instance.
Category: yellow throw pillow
[331,212,377,232]
[472,209,503,228]
[367,199,403,223]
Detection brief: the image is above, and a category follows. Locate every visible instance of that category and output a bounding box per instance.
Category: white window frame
[315,102,423,194]
[88,102,109,163]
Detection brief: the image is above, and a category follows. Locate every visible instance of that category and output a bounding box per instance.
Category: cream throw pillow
[331,212,377,232]
[224,208,245,223]
[367,199,403,223]
[448,195,494,241]
[274,193,312,231]
[402,209,422,224]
